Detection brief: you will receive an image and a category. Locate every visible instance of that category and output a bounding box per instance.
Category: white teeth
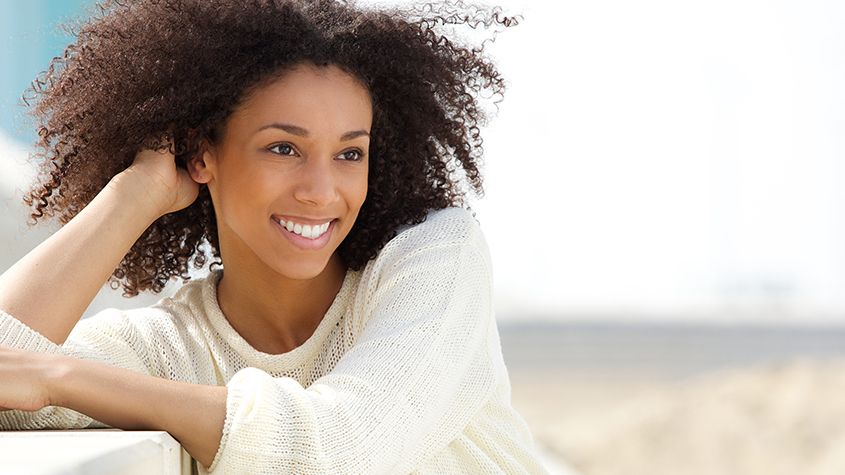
[277,218,331,239]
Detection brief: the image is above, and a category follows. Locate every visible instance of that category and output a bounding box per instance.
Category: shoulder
[382,206,485,258]
[362,206,491,278]
[75,274,210,345]
[144,274,218,340]
[69,276,215,378]
[69,302,188,361]
[158,274,209,311]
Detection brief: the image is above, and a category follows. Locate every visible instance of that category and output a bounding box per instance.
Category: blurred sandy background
[503,323,845,475]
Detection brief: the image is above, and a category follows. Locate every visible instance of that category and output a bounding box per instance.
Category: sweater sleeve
[0,306,156,430]
[205,218,498,474]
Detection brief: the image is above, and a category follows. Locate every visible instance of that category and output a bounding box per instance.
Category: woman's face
[190,62,371,280]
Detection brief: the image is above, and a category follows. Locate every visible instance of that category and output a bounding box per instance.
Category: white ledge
[0,429,192,475]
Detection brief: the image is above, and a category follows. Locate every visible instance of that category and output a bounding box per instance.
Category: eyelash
[267,143,365,162]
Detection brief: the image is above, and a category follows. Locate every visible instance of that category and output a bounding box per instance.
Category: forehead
[229,63,373,132]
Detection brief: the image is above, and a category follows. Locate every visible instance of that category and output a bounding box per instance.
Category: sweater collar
[199,267,358,370]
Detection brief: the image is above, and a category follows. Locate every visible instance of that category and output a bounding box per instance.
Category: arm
[0,345,225,469]
[0,307,163,430]
[48,355,227,469]
[0,142,197,346]
[0,182,160,345]
[0,143,201,430]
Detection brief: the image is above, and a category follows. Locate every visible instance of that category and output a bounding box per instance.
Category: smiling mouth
[271,217,336,250]
[273,217,337,239]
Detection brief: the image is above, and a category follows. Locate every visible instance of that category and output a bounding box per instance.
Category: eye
[338,149,365,161]
[268,143,297,156]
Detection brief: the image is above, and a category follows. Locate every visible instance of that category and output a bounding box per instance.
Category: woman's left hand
[0,345,64,412]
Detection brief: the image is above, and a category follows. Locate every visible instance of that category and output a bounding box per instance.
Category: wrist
[106,170,170,222]
[41,353,75,408]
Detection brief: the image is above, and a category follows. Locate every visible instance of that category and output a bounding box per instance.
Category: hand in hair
[109,133,201,217]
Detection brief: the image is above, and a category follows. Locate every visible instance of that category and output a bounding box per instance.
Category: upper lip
[273,215,337,225]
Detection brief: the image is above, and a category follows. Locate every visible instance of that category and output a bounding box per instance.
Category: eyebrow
[255,122,370,141]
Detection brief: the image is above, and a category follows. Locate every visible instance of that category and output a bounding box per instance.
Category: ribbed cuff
[206,367,267,473]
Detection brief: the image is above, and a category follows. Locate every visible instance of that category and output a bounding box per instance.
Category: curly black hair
[20,0,518,297]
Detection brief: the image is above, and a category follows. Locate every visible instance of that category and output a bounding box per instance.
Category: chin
[273,255,331,281]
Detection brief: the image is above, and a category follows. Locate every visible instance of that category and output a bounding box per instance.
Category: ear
[188,140,216,184]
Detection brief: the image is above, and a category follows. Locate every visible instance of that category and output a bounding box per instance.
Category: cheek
[217,168,275,216]
[351,177,368,209]
[356,167,369,202]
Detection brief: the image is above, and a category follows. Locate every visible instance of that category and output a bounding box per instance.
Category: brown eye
[339,149,363,161]
[268,143,296,156]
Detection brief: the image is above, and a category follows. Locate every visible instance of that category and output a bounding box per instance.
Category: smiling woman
[0,0,546,474]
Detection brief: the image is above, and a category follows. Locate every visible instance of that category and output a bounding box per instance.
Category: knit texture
[0,206,548,474]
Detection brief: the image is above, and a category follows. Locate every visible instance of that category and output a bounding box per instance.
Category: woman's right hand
[109,135,201,218]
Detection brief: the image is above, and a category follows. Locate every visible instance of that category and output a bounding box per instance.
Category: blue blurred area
[0,0,92,144]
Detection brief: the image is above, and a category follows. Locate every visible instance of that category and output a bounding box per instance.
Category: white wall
[456,0,845,324]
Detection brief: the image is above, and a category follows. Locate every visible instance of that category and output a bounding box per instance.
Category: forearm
[50,356,227,469]
[0,177,161,346]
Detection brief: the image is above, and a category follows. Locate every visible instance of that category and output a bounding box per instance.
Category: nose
[293,156,339,207]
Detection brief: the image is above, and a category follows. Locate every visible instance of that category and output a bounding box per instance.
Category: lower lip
[272,218,335,250]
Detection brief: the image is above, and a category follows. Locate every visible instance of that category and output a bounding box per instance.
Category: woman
[0,0,547,473]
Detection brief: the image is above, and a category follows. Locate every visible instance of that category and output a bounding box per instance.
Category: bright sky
[446,0,845,323]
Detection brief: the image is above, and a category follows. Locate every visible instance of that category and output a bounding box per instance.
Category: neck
[215,252,347,355]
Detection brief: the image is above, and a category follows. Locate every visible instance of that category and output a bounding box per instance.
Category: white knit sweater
[0,206,548,474]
